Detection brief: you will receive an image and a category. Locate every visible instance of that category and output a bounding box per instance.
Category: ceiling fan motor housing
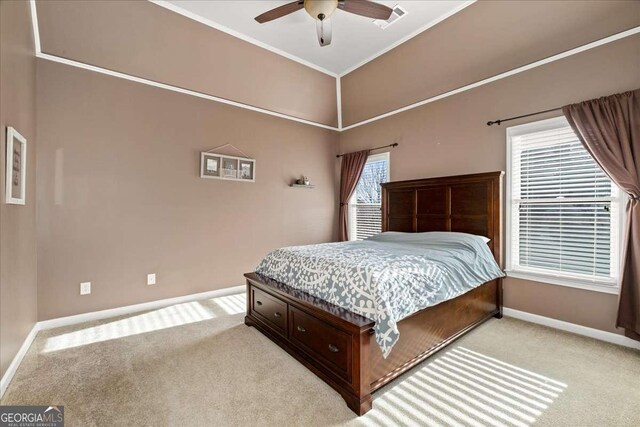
[304,0,338,20]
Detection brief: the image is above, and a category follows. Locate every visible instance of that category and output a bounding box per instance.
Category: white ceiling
[162,0,472,75]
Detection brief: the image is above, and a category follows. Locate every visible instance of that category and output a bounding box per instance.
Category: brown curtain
[339,150,369,241]
[562,89,640,340]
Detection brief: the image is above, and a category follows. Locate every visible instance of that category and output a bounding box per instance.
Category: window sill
[505,270,619,295]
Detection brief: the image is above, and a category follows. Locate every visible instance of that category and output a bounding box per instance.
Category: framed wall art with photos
[5,126,27,205]
[200,152,255,182]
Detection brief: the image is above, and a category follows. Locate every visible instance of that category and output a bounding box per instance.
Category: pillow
[367,231,490,244]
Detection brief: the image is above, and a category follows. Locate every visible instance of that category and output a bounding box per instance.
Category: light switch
[147,273,156,285]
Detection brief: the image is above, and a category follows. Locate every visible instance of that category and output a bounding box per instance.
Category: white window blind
[507,117,621,289]
[349,153,389,240]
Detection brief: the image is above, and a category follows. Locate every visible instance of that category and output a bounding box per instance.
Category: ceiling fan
[255,0,394,47]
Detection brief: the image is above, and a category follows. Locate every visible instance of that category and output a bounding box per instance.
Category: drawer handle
[328,344,339,353]
[256,300,263,306]
[296,325,306,333]
[273,312,282,318]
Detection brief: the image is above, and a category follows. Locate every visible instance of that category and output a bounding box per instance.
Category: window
[506,117,623,293]
[349,152,390,240]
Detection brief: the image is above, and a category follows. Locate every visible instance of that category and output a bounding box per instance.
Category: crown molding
[29,0,40,53]
[38,53,340,131]
[336,76,343,130]
[341,26,640,131]
[30,1,338,131]
[338,0,476,77]
[151,1,476,79]
[149,0,338,77]
[29,1,640,134]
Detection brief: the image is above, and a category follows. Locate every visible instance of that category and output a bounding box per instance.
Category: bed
[244,171,504,415]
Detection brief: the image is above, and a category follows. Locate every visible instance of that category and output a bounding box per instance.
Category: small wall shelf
[289,184,315,189]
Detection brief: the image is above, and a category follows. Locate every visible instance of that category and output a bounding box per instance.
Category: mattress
[255,231,504,357]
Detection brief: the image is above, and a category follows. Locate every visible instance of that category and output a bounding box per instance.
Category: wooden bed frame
[244,171,504,415]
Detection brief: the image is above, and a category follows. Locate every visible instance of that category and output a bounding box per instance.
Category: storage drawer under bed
[250,287,287,334]
[289,306,352,381]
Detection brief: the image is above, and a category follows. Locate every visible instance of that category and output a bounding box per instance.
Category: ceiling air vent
[373,5,407,29]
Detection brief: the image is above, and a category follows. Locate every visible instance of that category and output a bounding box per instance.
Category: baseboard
[38,285,245,331]
[0,324,39,399]
[4,294,635,399]
[0,284,245,398]
[503,308,640,350]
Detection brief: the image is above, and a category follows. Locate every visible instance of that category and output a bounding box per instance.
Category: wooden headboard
[381,171,504,266]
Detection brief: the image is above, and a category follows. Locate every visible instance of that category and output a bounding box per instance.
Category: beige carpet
[2,293,639,426]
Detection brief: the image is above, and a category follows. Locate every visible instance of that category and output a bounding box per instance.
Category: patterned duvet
[255,232,504,358]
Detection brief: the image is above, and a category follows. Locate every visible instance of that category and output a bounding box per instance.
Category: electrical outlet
[147,273,156,286]
[80,281,91,295]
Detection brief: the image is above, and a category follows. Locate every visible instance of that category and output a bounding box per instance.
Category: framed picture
[238,159,255,181]
[5,127,27,205]
[201,153,221,178]
[200,152,255,182]
[222,157,238,179]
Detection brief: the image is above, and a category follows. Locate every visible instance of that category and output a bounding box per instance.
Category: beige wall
[6,0,636,339]
[36,0,338,127]
[36,60,339,320]
[0,1,38,379]
[505,278,620,334]
[341,0,640,126]
[338,35,640,334]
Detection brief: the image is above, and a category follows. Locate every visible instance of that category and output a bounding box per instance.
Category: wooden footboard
[244,272,501,415]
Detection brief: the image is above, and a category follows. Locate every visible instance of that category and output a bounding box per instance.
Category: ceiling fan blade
[338,0,393,20]
[255,1,304,23]
[316,18,332,47]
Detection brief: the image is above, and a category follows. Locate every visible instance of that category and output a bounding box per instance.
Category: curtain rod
[486,107,562,126]
[336,143,398,158]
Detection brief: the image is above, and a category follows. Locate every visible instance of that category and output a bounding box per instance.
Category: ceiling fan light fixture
[304,0,338,21]
[254,0,394,48]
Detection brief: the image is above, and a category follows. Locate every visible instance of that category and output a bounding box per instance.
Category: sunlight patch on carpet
[43,300,217,352]
[362,346,567,426]
[209,293,245,315]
